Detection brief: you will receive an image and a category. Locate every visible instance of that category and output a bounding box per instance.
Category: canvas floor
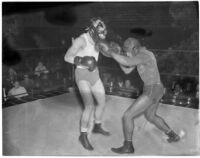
[3,92,200,156]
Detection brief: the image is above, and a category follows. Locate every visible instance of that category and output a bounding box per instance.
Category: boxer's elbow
[64,52,74,64]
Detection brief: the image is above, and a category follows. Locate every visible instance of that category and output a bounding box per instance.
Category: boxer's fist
[74,56,83,66]
[95,41,112,58]
[81,56,97,72]
[109,42,121,55]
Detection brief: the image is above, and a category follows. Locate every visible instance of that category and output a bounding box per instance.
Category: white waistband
[77,65,88,69]
[76,66,97,72]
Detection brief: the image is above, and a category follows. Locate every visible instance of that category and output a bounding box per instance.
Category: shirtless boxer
[64,18,110,151]
[108,38,180,154]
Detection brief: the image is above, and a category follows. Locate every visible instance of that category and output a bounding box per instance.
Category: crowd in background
[2,49,73,100]
[2,48,199,109]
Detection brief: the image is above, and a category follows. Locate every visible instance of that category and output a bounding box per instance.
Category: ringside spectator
[34,61,49,77]
[125,79,139,95]
[20,74,35,92]
[8,67,17,83]
[173,83,183,96]
[8,81,28,99]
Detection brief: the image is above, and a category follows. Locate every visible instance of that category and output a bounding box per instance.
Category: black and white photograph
[2,1,200,156]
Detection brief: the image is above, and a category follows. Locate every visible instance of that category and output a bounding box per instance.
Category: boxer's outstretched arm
[64,37,86,64]
[111,53,149,66]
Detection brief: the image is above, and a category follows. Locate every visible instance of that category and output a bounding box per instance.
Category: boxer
[64,17,111,151]
[108,37,180,154]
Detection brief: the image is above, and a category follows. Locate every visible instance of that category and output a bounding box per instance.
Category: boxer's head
[87,17,107,42]
[123,37,141,57]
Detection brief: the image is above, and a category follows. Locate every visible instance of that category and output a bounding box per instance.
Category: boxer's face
[123,42,135,57]
[124,38,140,57]
[131,46,138,56]
[94,20,107,40]
[97,25,107,40]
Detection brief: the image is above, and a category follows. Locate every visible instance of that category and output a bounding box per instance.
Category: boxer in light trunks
[64,18,110,151]
[108,37,180,154]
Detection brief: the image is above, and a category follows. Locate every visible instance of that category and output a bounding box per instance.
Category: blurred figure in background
[8,67,17,84]
[173,83,183,96]
[34,61,49,77]
[116,76,124,89]
[8,81,28,99]
[102,72,111,87]
[124,79,139,96]
[20,74,34,93]
[34,61,49,90]
[108,76,115,93]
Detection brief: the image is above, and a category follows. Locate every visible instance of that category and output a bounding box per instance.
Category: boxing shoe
[92,123,110,136]
[79,132,94,151]
[165,130,180,143]
[111,141,135,154]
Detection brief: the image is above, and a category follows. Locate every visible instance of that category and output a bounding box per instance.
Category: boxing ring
[3,92,200,156]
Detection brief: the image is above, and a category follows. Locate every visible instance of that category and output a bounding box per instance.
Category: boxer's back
[136,47,161,86]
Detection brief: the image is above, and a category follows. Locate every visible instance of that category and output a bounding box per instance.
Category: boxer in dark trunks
[109,37,180,154]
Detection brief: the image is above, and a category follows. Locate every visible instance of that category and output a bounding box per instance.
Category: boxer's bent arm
[120,65,135,74]
[111,53,149,66]
[64,37,86,64]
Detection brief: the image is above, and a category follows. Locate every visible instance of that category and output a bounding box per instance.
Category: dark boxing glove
[95,40,112,58]
[109,42,122,55]
[74,56,83,66]
[81,56,97,72]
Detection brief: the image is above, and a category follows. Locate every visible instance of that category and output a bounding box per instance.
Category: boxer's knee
[123,111,132,123]
[144,111,156,123]
[84,104,94,111]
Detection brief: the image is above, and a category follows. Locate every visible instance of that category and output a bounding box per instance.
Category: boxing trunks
[75,67,100,86]
[143,83,164,104]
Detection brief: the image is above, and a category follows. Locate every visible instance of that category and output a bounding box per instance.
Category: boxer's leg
[122,95,152,141]
[144,102,180,143]
[91,79,110,136]
[78,80,94,132]
[111,95,152,154]
[77,80,94,150]
[144,102,170,133]
[144,84,180,143]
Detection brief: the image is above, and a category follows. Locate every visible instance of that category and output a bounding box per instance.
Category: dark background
[2,2,199,109]
[2,2,198,49]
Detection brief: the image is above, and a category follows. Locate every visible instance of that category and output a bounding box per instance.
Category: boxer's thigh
[124,94,152,118]
[77,80,94,105]
[143,84,164,115]
[91,79,106,105]
[143,84,164,104]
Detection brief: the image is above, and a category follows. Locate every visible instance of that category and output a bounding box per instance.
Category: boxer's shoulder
[138,48,155,59]
[73,36,87,48]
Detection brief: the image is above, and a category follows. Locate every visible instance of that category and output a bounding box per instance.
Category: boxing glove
[74,56,83,66]
[109,42,122,56]
[95,40,112,58]
[81,56,97,72]
[109,42,121,54]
